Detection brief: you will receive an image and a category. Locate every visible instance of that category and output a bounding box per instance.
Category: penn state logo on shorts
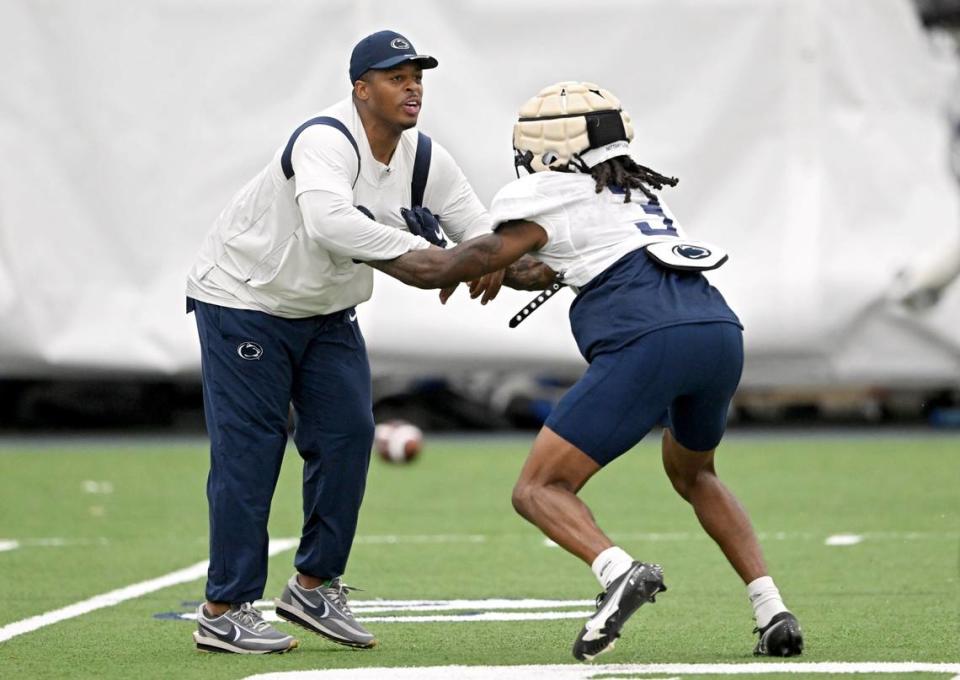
[672,244,711,260]
[390,38,410,50]
[237,341,263,361]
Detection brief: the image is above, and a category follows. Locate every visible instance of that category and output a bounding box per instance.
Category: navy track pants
[191,299,374,604]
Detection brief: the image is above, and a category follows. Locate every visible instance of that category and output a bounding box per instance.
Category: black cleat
[754,611,804,657]
[572,561,667,661]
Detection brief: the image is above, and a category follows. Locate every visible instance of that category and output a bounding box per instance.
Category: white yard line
[825,534,864,546]
[247,597,594,613]
[182,610,593,624]
[347,598,595,611]
[358,611,593,623]
[0,538,299,644]
[604,531,958,544]
[353,534,486,544]
[243,662,960,680]
[177,597,599,624]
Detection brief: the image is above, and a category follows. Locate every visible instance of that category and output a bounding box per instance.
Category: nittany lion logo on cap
[237,342,263,361]
[673,244,711,260]
[390,38,410,50]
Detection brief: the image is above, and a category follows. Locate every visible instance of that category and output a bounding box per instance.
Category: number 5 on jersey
[634,200,678,237]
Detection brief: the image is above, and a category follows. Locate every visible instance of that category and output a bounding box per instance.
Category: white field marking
[246,597,594,613]
[353,534,486,544]
[326,598,595,612]
[180,599,594,623]
[863,530,960,540]
[825,533,864,546]
[608,532,700,541]
[543,538,558,547]
[81,480,113,494]
[606,531,958,543]
[179,597,596,624]
[0,540,19,552]
[182,610,593,624]
[0,537,299,644]
[0,537,110,549]
[358,611,593,623]
[242,661,960,680]
[607,531,809,542]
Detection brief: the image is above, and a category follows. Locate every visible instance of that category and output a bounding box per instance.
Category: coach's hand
[468,270,505,305]
[400,207,448,248]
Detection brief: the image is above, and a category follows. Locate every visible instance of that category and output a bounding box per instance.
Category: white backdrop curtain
[0,0,957,387]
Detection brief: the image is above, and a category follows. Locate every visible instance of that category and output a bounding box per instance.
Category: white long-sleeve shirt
[186,96,491,317]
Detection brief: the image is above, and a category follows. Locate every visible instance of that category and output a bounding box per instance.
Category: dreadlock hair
[588,155,678,203]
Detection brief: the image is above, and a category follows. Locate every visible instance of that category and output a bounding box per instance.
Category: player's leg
[661,430,767,583]
[513,333,675,660]
[513,334,674,566]
[511,426,607,562]
[664,322,802,656]
[192,300,299,653]
[274,307,376,648]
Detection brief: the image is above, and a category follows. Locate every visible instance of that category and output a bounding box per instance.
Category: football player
[370,81,804,660]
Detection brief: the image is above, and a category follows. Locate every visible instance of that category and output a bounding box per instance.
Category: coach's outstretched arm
[369,220,548,289]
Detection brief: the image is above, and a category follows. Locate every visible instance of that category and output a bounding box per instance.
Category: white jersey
[187,97,491,318]
[489,172,687,289]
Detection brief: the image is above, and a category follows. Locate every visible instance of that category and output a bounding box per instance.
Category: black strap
[281,116,360,186]
[411,132,432,208]
[508,282,564,328]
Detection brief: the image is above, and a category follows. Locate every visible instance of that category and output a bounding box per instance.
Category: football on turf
[374,419,423,463]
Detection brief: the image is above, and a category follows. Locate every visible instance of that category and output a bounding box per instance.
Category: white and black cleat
[274,574,377,649]
[754,611,804,657]
[193,602,298,654]
[572,561,667,662]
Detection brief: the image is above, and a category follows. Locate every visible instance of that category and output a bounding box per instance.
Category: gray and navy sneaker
[572,561,667,661]
[274,574,377,648]
[754,611,804,657]
[193,603,298,654]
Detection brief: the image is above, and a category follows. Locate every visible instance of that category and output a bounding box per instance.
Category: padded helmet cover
[513,81,634,173]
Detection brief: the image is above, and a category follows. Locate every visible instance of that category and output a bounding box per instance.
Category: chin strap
[513,149,535,177]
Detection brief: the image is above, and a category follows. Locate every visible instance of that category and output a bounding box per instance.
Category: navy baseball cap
[349,30,438,83]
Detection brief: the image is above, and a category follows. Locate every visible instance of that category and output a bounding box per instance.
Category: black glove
[400,206,448,248]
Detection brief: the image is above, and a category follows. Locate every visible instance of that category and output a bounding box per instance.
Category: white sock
[747,575,788,628]
[591,546,635,590]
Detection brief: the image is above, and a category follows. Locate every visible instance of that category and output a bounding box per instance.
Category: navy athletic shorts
[545,321,743,466]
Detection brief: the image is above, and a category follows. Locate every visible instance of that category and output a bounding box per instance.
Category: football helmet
[513,81,634,175]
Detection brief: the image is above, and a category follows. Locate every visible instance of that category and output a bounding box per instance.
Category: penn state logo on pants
[237,342,263,361]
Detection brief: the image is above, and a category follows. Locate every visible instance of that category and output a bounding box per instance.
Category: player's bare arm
[504,254,558,291]
[461,253,556,306]
[370,220,547,289]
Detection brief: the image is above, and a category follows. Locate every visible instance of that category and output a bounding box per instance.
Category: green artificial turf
[0,433,957,679]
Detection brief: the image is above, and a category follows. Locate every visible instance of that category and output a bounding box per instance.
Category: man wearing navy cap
[186,30,502,654]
